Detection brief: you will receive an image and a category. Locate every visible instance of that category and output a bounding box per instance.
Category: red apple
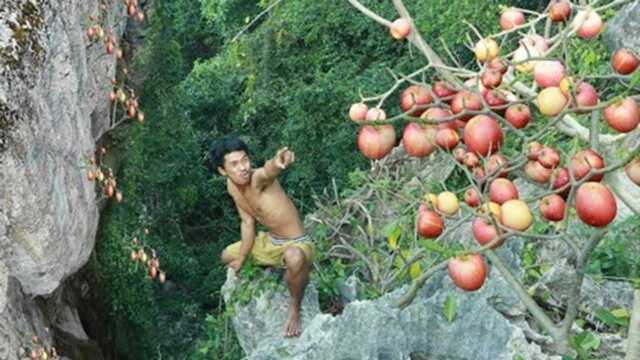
[500,8,525,30]
[575,182,617,227]
[484,90,509,110]
[463,152,480,168]
[448,254,487,291]
[358,125,393,159]
[549,0,571,22]
[481,70,503,89]
[379,124,397,153]
[525,160,553,183]
[505,104,531,129]
[534,60,565,88]
[417,209,444,238]
[472,166,486,183]
[402,123,437,157]
[463,115,503,156]
[400,85,433,116]
[523,34,549,54]
[453,147,467,163]
[105,184,115,198]
[573,10,603,40]
[551,167,571,197]
[603,97,640,133]
[422,107,454,129]
[366,107,387,121]
[538,147,560,169]
[451,91,483,122]
[527,142,544,160]
[612,48,640,75]
[465,188,481,207]
[432,81,457,99]
[489,178,519,205]
[571,149,604,182]
[472,217,502,248]
[486,154,509,177]
[575,81,599,108]
[390,18,412,39]
[436,128,459,150]
[488,58,508,74]
[539,194,566,221]
[128,4,137,16]
[349,103,368,122]
[464,78,489,97]
[625,159,640,185]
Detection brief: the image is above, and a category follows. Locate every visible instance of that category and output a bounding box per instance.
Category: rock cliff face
[0,0,124,357]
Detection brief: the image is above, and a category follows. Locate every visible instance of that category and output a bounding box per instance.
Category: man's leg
[282,246,310,337]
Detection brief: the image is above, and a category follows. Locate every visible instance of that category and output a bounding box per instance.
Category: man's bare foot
[283,306,301,338]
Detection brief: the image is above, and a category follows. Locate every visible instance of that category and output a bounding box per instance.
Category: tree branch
[484,250,561,339]
[561,229,607,335]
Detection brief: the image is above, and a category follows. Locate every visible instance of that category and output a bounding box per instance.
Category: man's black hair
[209,135,249,174]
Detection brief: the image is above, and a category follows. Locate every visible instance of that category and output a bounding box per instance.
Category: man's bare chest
[235,190,267,218]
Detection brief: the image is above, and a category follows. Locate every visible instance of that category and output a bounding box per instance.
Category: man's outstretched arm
[254,147,295,189]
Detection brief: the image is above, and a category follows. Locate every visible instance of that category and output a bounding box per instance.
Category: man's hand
[228,258,244,273]
[274,147,295,170]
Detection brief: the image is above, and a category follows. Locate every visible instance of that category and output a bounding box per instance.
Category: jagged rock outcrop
[0,0,125,357]
[222,241,562,360]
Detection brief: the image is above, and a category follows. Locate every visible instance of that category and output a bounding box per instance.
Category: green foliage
[443,295,457,323]
[191,314,243,360]
[587,216,640,284]
[568,330,601,360]
[593,308,630,329]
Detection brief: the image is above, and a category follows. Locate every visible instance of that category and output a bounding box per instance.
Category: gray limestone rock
[604,0,640,52]
[538,259,635,312]
[222,259,561,360]
[0,0,124,358]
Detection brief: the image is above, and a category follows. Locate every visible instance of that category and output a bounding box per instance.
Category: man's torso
[227,172,304,239]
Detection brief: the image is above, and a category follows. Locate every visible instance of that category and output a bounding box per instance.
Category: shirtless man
[212,136,313,338]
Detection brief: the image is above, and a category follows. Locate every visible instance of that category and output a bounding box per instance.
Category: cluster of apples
[86,147,124,202]
[351,83,507,162]
[109,86,145,123]
[494,5,639,135]
[129,230,167,284]
[23,332,58,360]
[124,0,146,22]
[349,1,639,293]
[86,0,146,125]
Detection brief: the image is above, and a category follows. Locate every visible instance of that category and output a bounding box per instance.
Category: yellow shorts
[223,231,314,267]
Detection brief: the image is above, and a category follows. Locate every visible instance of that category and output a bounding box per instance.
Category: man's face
[219,150,251,185]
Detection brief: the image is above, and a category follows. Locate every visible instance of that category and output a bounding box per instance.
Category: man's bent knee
[283,246,307,272]
[221,250,234,264]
